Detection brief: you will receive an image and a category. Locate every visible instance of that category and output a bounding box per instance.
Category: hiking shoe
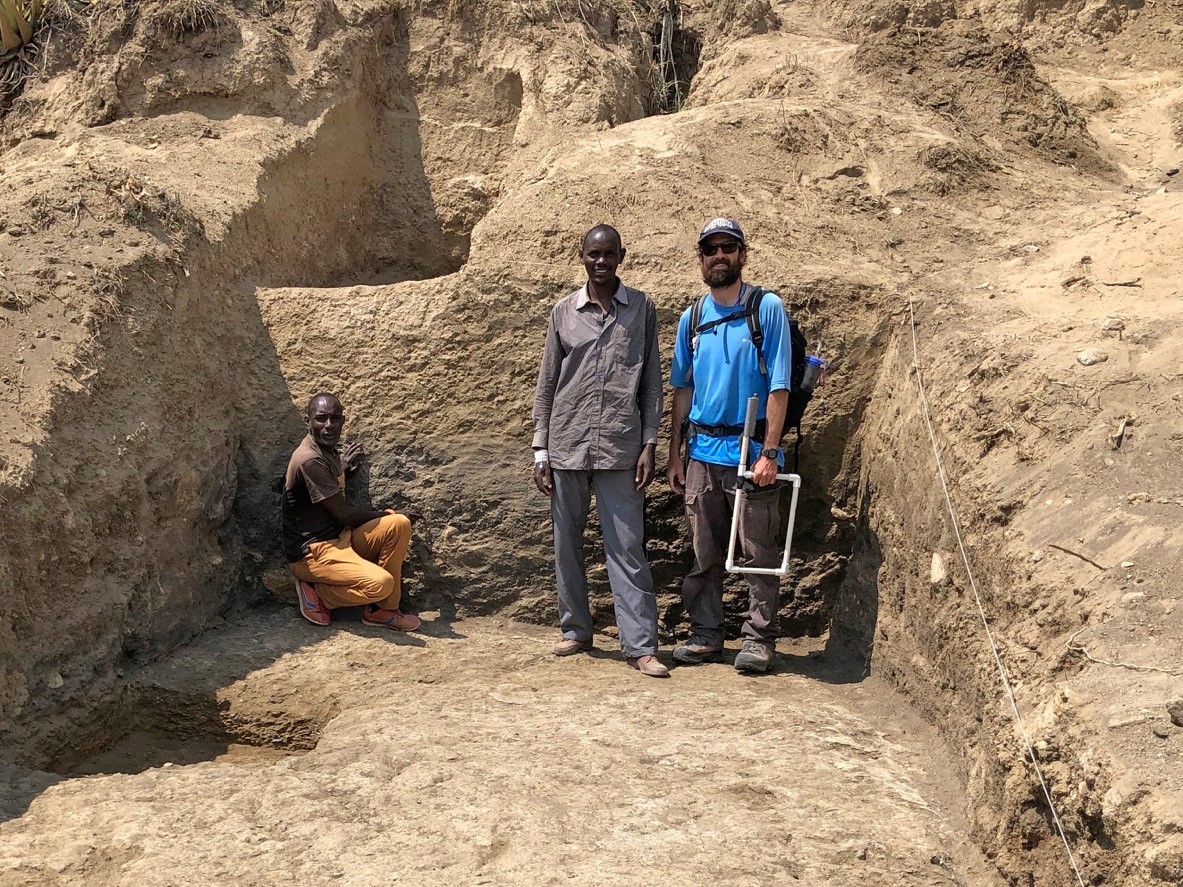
[734,639,774,674]
[553,637,594,656]
[671,638,724,664]
[361,605,421,631]
[627,655,670,678]
[295,580,330,626]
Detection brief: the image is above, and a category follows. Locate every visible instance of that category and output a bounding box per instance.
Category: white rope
[906,298,1088,887]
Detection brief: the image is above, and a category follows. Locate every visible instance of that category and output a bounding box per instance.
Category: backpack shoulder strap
[689,295,705,346]
[744,286,768,377]
[684,295,707,381]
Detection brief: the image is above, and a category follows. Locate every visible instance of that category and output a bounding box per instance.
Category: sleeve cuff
[531,431,548,449]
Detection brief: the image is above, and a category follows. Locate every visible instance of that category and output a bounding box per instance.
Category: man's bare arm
[761,389,789,452]
[752,388,789,487]
[320,492,387,527]
[666,386,693,495]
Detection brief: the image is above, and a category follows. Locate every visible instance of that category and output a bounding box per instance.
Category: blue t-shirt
[670,285,792,467]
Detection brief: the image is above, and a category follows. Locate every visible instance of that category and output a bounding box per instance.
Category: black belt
[688,419,767,439]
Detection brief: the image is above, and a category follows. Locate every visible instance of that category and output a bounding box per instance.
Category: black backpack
[687,286,813,471]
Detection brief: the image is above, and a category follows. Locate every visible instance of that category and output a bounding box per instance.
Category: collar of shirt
[304,433,340,460]
[575,282,629,311]
[707,281,750,314]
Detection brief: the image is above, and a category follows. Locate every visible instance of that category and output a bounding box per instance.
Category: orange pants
[290,513,412,610]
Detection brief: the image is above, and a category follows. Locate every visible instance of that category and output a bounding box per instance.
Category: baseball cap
[697,217,745,245]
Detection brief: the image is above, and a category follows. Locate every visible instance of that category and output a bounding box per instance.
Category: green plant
[0,0,43,61]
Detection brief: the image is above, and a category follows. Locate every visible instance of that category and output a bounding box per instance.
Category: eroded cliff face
[0,0,664,742]
[2,0,1182,883]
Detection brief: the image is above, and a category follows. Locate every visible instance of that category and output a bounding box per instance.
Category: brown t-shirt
[281,434,345,562]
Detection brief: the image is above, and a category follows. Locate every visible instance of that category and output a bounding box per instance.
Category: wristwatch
[759,447,782,462]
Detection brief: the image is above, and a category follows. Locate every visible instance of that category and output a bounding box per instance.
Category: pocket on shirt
[608,324,645,367]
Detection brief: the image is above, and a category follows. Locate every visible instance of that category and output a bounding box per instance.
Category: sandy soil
[0,612,1004,887]
[1,0,1182,884]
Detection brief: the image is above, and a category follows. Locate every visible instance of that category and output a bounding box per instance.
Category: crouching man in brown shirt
[282,393,420,631]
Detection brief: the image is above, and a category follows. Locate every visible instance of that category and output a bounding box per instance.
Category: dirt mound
[855,21,1109,173]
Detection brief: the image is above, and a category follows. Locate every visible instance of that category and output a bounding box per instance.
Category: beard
[703,261,741,288]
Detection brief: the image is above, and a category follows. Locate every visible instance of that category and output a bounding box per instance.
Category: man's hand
[533,461,554,497]
[666,455,686,496]
[342,441,365,474]
[752,451,779,487]
[634,444,656,491]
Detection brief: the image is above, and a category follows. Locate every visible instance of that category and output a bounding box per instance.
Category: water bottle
[800,355,827,393]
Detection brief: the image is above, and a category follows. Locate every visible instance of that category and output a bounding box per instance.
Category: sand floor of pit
[0,610,1005,887]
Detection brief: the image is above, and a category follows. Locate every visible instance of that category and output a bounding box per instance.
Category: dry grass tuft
[104,170,201,263]
[90,264,126,318]
[918,143,998,195]
[155,0,220,38]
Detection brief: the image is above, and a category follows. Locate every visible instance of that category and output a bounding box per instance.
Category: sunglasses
[699,241,742,257]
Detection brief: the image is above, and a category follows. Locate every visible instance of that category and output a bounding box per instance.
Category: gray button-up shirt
[532,282,663,471]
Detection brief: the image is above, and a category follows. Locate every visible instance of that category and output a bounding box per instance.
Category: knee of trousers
[382,512,412,536]
[359,571,397,602]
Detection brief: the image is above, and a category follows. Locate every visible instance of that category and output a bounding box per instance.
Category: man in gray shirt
[532,224,667,678]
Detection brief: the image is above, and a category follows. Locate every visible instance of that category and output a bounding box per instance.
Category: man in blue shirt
[666,218,791,674]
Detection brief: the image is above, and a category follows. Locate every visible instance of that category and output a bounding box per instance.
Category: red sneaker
[295,579,330,626]
[361,605,421,631]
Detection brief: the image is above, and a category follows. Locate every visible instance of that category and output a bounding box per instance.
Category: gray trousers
[682,459,782,645]
[552,468,658,658]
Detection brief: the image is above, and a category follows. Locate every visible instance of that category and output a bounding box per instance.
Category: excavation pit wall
[0,225,1123,887]
[0,2,1161,884]
[46,682,322,778]
[0,0,666,756]
[1,172,1115,887]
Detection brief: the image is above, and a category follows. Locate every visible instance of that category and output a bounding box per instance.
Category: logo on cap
[698,217,745,244]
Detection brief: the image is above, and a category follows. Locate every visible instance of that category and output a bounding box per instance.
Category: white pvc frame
[724,395,801,578]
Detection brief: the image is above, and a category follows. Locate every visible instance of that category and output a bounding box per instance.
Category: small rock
[47,672,64,689]
[1120,561,1134,569]
[930,552,949,585]
[262,567,296,600]
[1152,724,1171,739]
[1121,591,1145,605]
[1108,713,1148,729]
[1167,167,1180,176]
[1099,316,1125,332]
[1168,700,1183,728]
[1077,349,1109,366]
[1031,550,1045,563]
[1023,244,1040,253]
[98,228,114,237]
